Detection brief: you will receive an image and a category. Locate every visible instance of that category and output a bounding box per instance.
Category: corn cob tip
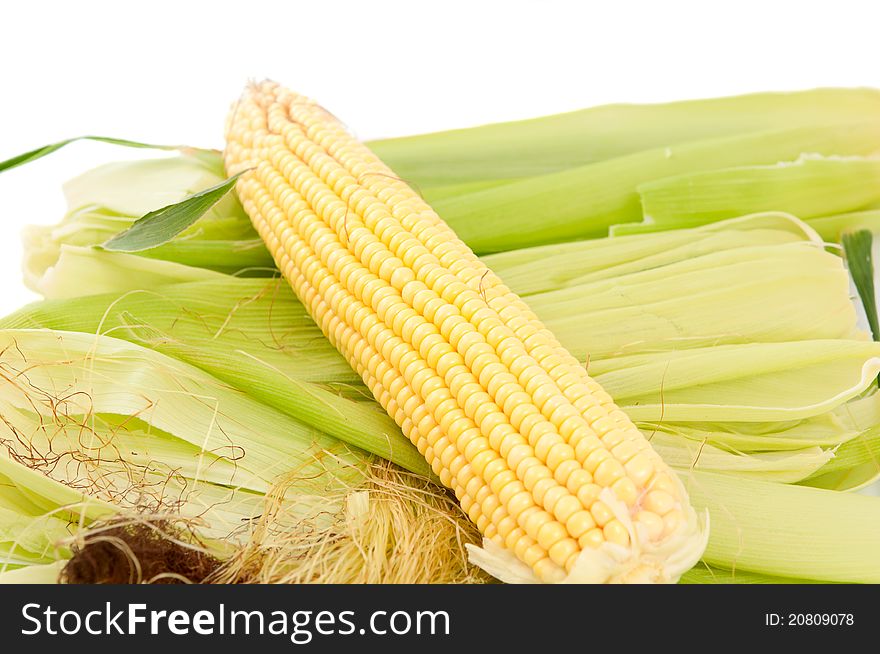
[467,482,709,584]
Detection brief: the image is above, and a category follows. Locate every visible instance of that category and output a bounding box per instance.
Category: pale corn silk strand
[224,81,708,583]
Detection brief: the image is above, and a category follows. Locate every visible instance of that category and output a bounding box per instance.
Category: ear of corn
[221,81,709,584]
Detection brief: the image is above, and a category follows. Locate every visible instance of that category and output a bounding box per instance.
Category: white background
[1,0,879,314]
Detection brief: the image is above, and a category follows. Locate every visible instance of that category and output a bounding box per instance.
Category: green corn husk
[639,391,880,453]
[0,312,428,477]
[434,121,880,252]
[0,327,396,569]
[61,155,234,218]
[841,230,880,347]
[807,209,880,241]
[800,424,880,491]
[611,155,880,235]
[30,246,228,298]
[594,340,880,423]
[0,329,368,489]
[418,179,508,204]
[0,562,67,584]
[22,156,273,289]
[482,212,817,295]
[685,471,880,583]
[369,88,880,187]
[679,564,822,584]
[0,487,77,565]
[648,433,831,484]
[527,241,860,359]
[0,452,118,568]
